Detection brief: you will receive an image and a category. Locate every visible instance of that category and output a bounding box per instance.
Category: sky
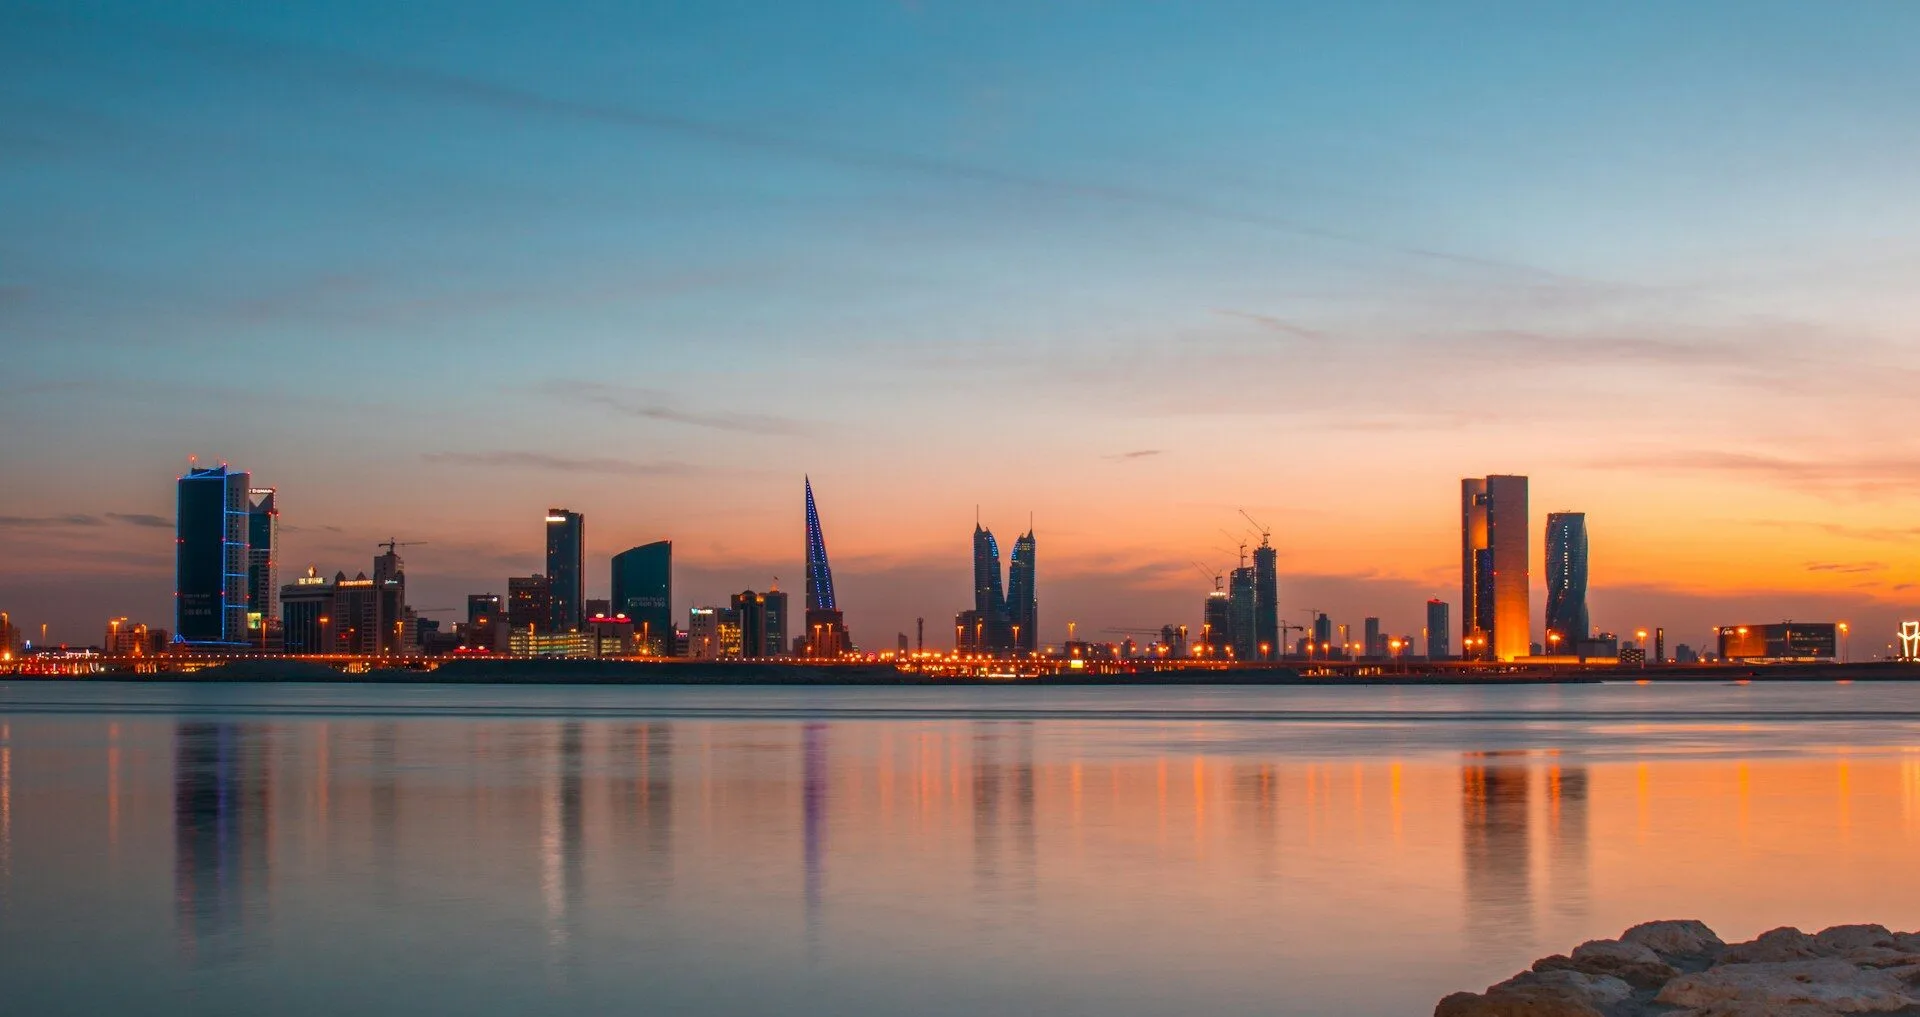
[4,0,1920,651]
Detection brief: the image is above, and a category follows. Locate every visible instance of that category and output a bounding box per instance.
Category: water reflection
[3,696,1914,1017]
[173,722,272,962]
[1462,760,1531,950]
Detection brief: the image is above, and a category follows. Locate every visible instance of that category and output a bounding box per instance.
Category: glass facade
[1545,512,1590,646]
[612,541,672,652]
[1462,475,1530,661]
[176,465,251,645]
[545,509,584,633]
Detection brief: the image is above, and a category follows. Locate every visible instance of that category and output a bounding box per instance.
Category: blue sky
[5,0,1920,648]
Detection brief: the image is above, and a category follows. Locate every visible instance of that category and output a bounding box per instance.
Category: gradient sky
[5,0,1920,649]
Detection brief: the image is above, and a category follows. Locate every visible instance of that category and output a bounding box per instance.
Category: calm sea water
[5,680,1920,1016]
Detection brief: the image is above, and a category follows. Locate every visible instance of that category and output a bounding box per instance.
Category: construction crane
[1278,618,1307,655]
[378,539,428,555]
[1191,560,1224,592]
[1239,509,1273,547]
[1219,529,1250,568]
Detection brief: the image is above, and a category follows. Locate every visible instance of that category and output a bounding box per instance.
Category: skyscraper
[1007,528,1037,654]
[176,463,251,645]
[972,524,1012,652]
[1462,475,1530,662]
[545,509,585,633]
[373,543,407,655]
[1228,565,1256,660]
[1364,616,1383,658]
[508,575,552,638]
[1545,512,1590,649]
[612,541,672,653]
[1202,590,1231,656]
[804,478,836,612]
[246,488,278,648]
[1427,599,1452,659]
[802,478,848,655]
[1252,539,1278,660]
[731,589,788,658]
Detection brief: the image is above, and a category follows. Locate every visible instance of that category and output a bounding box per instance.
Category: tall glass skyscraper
[1426,599,1452,659]
[1545,512,1590,647]
[1462,475,1530,661]
[1006,528,1037,653]
[545,509,584,633]
[612,541,672,652]
[972,525,1012,652]
[176,464,251,645]
[246,487,278,647]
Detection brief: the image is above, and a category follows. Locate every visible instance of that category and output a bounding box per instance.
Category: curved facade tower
[804,477,837,613]
[1007,529,1037,653]
[1544,512,1590,647]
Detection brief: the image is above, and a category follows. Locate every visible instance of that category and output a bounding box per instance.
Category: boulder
[1622,919,1726,965]
[1535,940,1678,990]
[1721,927,1829,964]
[1493,969,1634,1008]
[1434,986,1607,1017]
[1656,958,1919,1013]
[1817,925,1899,954]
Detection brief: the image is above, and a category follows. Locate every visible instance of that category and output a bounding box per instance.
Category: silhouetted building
[1427,599,1452,659]
[732,589,788,658]
[956,609,983,653]
[279,566,336,653]
[1463,475,1530,661]
[1253,539,1278,660]
[1007,528,1037,653]
[1228,565,1256,659]
[1545,512,1590,648]
[246,488,278,648]
[612,541,672,653]
[176,464,252,645]
[545,509,585,633]
[331,572,379,654]
[466,593,505,651]
[1312,611,1333,651]
[1364,616,1384,658]
[1202,591,1231,657]
[508,575,551,639]
[373,545,407,655]
[1718,623,1838,661]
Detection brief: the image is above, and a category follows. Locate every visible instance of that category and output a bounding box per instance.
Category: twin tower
[965,522,1037,654]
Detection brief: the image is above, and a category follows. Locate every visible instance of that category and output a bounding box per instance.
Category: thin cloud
[422,451,706,477]
[1104,449,1165,461]
[27,8,1582,284]
[0,514,105,527]
[1805,562,1888,574]
[549,382,808,436]
[1588,450,1920,496]
[1214,310,1328,341]
[105,512,170,529]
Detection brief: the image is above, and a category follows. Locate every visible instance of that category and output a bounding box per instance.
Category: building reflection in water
[970,721,1038,907]
[1461,759,1531,951]
[802,722,828,950]
[1545,765,1590,923]
[611,723,673,884]
[173,722,272,962]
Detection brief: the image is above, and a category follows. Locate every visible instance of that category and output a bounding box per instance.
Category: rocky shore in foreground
[1437,920,1920,1016]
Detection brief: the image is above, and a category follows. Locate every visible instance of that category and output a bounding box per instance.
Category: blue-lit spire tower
[802,477,849,656]
[804,477,837,612]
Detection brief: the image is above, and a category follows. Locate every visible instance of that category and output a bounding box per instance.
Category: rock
[1535,940,1678,990]
[1721,927,1829,964]
[1434,986,1607,1017]
[1668,1004,1865,1017]
[1817,925,1899,954]
[1656,958,1919,1013]
[1622,919,1726,965]
[1493,969,1634,1008]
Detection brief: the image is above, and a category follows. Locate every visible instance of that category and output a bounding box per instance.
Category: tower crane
[1192,560,1225,592]
[1239,509,1273,548]
[1219,529,1250,568]
[378,539,428,555]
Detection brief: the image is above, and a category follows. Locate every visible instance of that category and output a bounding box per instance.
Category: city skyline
[3,450,1920,648]
[6,4,1920,649]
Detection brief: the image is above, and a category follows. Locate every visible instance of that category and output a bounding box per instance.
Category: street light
[1839,621,1850,663]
